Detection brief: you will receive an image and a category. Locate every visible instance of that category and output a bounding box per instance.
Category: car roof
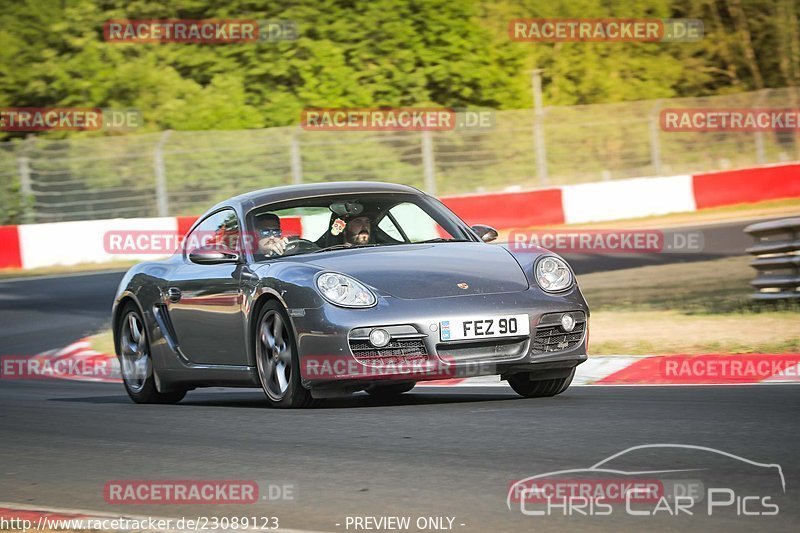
[209,181,425,214]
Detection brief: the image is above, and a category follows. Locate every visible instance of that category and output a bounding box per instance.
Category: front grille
[349,339,428,366]
[437,338,529,362]
[532,312,586,354]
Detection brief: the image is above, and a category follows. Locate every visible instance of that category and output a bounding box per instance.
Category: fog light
[561,314,576,332]
[369,328,391,347]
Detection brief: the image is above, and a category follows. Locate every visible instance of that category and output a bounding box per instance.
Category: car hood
[299,242,530,299]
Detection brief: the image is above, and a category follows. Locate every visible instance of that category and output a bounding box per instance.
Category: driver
[343,215,372,246]
[255,213,289,257]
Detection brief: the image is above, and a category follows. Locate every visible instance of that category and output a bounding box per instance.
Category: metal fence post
[154,130,172,217]
[531,69,548,185]
[16,154,34,223]
[754,132,765,165]
[421,129,437,195]
[290,131,303,185]
[649,100,663,175]
[753,89,768,165]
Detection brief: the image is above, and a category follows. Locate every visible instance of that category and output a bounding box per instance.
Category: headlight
[535,256,573,292]
[316,272,377,308]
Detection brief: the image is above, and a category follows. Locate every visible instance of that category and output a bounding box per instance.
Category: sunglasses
[260,228,282,238]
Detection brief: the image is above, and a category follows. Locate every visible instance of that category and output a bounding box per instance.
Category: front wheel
[507,368,575,398]
[255,301,316,408]
[116,304,185,404]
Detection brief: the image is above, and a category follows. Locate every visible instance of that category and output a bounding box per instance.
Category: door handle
[167,287,182,303]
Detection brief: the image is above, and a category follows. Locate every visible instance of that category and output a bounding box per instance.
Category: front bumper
[291,287,589,394]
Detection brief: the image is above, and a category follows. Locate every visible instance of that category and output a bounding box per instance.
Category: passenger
[343,215,372,246]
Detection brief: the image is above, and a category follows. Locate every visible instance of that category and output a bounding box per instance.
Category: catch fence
[1,87,798,224]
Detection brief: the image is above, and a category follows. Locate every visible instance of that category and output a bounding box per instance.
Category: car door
[166,208,249,366]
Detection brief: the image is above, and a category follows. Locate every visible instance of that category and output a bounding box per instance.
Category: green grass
[588,309,800,355]
[578,255,795,314]
[579,256,800,354]
[89,329,116,356]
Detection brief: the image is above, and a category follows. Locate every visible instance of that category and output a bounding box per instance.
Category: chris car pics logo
[508,444,785,519]
[440,321,451,341]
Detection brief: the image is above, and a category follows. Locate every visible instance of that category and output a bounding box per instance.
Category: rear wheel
[116,304,185,404]
[365,382,416,398]
[507,368,575,398]
[255,301,315,408]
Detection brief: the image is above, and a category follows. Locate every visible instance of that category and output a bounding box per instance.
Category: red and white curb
[27,339,120,383]
[6,339,800,386]
[420,354,800,386]
[0,502,125,528]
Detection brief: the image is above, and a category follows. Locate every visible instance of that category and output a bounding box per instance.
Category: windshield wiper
[310,243,380,254]
[413,238,473,244]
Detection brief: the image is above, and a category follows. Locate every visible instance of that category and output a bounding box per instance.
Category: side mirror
[471,224,498,243]
[188,246,239,265]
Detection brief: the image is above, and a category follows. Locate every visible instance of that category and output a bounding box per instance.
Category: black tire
[116,303,186,404]
[255,301,316,408]
[365,382,416,397]
[507,368,575,398]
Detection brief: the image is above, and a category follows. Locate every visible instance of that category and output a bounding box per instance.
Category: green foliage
[0,153,26,224]
[1,0,793,135]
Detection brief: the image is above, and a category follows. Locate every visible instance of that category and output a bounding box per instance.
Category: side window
[184,209,241,255]
[377,215,404,241]
[385,203,452,242]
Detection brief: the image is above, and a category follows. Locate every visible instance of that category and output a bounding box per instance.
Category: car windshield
[246,192,475,260]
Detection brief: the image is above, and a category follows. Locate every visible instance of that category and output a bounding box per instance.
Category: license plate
[439,314,529,342]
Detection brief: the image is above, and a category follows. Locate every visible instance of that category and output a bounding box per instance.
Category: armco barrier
[17,217,179,270]
[0,162,798,270]
[0,225,22,269]
[693,163,800,209]
[442,187,564,227]
[561,174,695,224]
[745,217,800,300]
[446,163,799,227]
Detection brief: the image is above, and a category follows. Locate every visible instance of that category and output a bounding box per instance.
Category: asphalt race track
[0,216,797,532]
[1,381,798,532]
[0,271,124,355]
